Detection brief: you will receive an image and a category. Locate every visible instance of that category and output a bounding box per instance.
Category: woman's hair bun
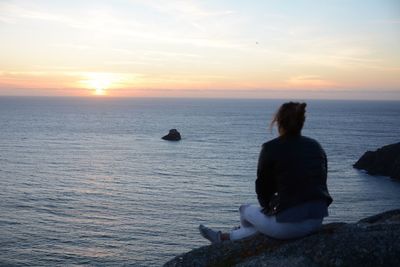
[296,102,306,113]
[271,101,307,136]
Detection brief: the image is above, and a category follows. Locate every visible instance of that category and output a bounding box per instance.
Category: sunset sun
[81,73,117,96]
[94,88,107,96]
[88,76,111,96]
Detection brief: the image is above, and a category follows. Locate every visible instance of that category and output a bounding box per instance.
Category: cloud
[0,1,242,49]
[0,70,138,91]
[139,0,235,19]
[287,75,338,89]
[0,2,80,27]
[370,19,400,25]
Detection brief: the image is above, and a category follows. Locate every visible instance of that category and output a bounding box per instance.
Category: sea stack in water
[162,129,181,141]
[354,142,400,180]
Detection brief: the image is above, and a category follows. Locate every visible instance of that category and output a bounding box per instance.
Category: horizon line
[1,94,400,102]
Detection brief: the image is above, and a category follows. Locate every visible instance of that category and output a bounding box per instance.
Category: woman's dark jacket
[256,135,333,215]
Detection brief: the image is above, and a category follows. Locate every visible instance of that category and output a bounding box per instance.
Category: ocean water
[0,97,399,266]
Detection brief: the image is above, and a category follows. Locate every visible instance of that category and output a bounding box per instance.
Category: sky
[0,0,399,99]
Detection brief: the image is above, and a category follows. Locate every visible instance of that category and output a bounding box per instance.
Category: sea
[0,97,399,266]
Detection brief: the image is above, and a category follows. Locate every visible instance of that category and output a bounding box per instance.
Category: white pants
[230,204,323,241]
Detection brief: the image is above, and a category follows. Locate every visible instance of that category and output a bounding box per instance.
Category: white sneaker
[199,224,222,244]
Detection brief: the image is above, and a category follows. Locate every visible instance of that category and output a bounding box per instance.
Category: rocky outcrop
[164,209,400,267]
[162,129,181,141]
[354,142,400,180]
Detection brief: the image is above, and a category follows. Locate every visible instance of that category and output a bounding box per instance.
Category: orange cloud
[286,75,338,89]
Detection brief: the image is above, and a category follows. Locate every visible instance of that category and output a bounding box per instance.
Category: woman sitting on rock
[200,102,333,243]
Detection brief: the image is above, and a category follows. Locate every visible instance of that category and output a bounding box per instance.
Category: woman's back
[258,135,332,216]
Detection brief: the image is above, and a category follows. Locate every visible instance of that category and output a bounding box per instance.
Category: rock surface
[354,142,400,180]
[164,209,400,267]
[162,129,181,141]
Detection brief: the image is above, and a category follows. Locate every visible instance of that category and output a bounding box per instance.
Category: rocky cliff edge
[164,209,400,267]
